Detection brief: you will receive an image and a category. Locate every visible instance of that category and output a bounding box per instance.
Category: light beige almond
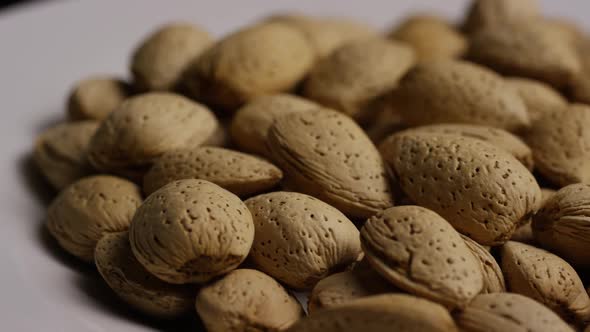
[456,292,575,332]
[389,14,467,61]
[195,269,303,332]
[361,206,484,308]
[95,232,195,318]
[463,0,539,33]
[379,133,541,245]
[131,23,212,91]
[525,105,590,187]
[230,94,320,157]
[461,234,505,293]
[533,183,590,268]
[46,175,142,262]
[245,191,361,289]
[392,60,529,132]
[67,77,130,121]
[286,294,459,332]
[404,124,534,170]
[33,121,99,190]
[506,77,568,123]
[87,92,218,178]
[501,241,590,323]
[182,22,315,111]
[267,109,394,219]
[129,179,254,284]
[143,147,282,197]
[302,38,415,122]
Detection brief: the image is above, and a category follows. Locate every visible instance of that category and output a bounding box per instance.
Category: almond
[129,179,254,284]
[67,77,130,121]
[501,241,590,323]
[456,292,575,332]
[33,121,99,190]
[302,38,415,122]
[392,60,529,132]
[46,175,142,262]
[379,133,541,245]
[267,109,394,219]
[533,183,590,268]
[286,294,459,332]
[461,234,506,293]
[245,191,361,289]
[230,94,320,157]
[525,105,590,187]
[511,188,555,244]
[195,269,303,332]
[360,206,484,308]
[143,146,283,197]
[463,0,540,33]
[506,77,568,123]
[95,232,195,318]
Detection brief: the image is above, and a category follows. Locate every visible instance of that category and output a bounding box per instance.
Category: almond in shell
[461,234,506,293]
[67,77,130,121]
[506,77,567,124]
[463,0,540,33]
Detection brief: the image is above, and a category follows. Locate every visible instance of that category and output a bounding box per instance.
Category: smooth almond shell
[461,234,506,293]
[463,0,540,33]
[268,109,394,219]
[67,77,130,121]
[361,206,484,308]
[506,77,567,124]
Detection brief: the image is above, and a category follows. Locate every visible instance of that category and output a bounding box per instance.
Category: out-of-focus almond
[67,77,130,121]
[506,77,567,123]
[463,0,540,33]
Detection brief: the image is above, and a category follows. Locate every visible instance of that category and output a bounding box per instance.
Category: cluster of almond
[32,0,590,331]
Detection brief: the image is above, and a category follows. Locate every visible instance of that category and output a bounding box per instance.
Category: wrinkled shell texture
[533,184,590,268]
[195,269,303,332]
[88,92,218,175]
[131,23,212,91]
[67,77,130,121]
[95,232,195,318]
[33,121,99,190]
[230,94,320,157]
[268,109,394,219]
[303,38,415,121]
[389,15,467,61]
[184,22,315,110]
[129,179,254,284]
[404,124,534,170]
[245,192,361,289]
[461,234,506,293]
[286,294,458,332]
[379,133,541,245]
[463,0,540,32]
[525,105,590,187]
[501,241,590,323]
[46,175,142,262]
[360,206,484,308]
[506,77,567,123]
[393,60,530,132]
[143,146,283,197]
[456,293,575,332]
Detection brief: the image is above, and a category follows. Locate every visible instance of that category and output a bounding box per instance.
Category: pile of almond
[33,0,590,331]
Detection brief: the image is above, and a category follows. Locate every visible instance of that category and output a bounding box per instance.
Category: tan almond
[267,109,394,219]
[129,179,254,284]
[195,269,303,332]
[245,191,362,289]
[392,60,529,132]
[506,77,568,123]
[456,292,575,332]
[379,133,541,245]
[461,234,506,293]
[361,206,484,308]
[33,121,99,190]
[571,74,590,105]
[463,0,540,33]
[302,38,415,122]
[533,183,590,268]
[501,241,590,323]
[182,22,315,111]
[230,94,320,157]
[287,294,459,332]
[511,188,554,244]
[46,175,142,262]
[87,92,218,178]
[525,105,590,187]
[143,146,282,197]
[95,232,195,318]
[67,77,130,121]
[131,23,212,91]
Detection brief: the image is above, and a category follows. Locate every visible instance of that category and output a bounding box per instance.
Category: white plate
[2,0,588,330]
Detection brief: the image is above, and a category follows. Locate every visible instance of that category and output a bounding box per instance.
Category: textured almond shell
[506,77,567,124]
[360,206,484,308]
[379,133,541,245]
[67,77,130,121]
[195,269,303,332]
[245,191,362,289]
[461,234,506,293]
[129,179,254,284]
[268,109,394,219]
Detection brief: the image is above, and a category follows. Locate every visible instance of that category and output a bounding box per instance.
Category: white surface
[1,0,589,331]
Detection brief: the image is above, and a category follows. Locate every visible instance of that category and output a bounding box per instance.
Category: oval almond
[67,77,130,121]
[506,77,567,124]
